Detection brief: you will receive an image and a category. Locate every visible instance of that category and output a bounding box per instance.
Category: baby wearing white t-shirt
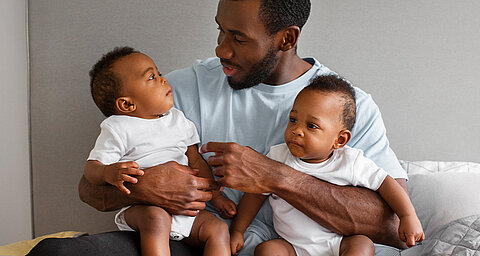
[229,75,424,256]
[85,47,234,256]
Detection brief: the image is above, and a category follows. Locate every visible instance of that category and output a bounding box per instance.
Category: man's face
[215,0,280,89]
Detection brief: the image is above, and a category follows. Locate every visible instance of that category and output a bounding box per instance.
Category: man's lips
[166,89,172,96]
[220,61,240,77]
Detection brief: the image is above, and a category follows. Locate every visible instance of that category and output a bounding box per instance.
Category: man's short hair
[258,0,311,35]
[89,46,138,117]
[304,75,357,131]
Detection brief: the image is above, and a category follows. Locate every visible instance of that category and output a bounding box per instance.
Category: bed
[1,160,479,256]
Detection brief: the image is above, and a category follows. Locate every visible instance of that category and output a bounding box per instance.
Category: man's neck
[263,53,313,86]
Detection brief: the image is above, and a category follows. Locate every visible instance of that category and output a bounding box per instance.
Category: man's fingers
[170,162,198,175]
[192,188,215,202]
[207,154,225,167]
[193,176,219,191]
[176,210,201,217]
[212,166,225,177]
[199,142,231,154]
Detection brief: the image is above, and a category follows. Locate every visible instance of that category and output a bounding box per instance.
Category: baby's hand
[230,230,245,255]
[399,215,425,247]
[104,161,144,195]
[211,192,237,219]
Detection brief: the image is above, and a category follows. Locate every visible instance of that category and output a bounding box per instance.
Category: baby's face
[112,53,173,119]
[284,90,345,163]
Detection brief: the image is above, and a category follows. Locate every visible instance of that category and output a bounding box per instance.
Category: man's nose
[216,36,234,59]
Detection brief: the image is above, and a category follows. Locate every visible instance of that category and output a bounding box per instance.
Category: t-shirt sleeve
[263,144,289,196]
[351,151,389,191]
[348,89,408,179]
[87,122,125,165]
[184,117,200,146]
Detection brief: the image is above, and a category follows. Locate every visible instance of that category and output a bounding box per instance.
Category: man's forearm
[271,164,407,249]
[79,175,136,211]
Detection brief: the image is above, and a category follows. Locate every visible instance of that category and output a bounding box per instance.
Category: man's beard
[227,46,279,90]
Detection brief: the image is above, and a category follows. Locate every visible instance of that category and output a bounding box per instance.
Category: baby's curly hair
[304,75,357,131]
[89,46,138,117]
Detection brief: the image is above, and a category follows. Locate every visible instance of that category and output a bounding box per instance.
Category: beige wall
[27,1,480,237]
[0,0,32,245]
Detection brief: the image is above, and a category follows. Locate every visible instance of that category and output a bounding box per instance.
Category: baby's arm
[83,160,144,195]
[230,193,267,255]
[186,145,237,218]
[377,176,424,247]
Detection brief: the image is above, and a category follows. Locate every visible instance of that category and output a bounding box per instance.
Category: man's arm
[199,142,408,249]
[79,160,217,216]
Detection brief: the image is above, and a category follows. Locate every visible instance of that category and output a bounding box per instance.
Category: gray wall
[0,0,32,245]
[28,1,480,236]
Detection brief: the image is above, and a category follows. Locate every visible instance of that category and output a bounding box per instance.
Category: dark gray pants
[27,231,202,256]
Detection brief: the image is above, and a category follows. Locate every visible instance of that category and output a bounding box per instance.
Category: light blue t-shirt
[166,57,406,180]
[166,57,406,255]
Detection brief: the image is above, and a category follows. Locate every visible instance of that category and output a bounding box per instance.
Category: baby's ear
[333,129,352,149]
[115,97,136,114]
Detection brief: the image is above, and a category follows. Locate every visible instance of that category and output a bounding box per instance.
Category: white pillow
[400,160,480,238]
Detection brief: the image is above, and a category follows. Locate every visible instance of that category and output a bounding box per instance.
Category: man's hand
[199,142,280,194]
[79,160,218,214]
[128,161,218,216]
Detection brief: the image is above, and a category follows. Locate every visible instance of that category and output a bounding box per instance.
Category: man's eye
[234,37,246,43]
[148,74,155,80]
[158,72,162,77]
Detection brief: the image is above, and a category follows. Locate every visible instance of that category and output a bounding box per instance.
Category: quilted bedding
[402,214,480,256]
[397,160,480,256]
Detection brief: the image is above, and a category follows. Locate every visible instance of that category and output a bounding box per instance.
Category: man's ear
[334,129,352,149]
[277,25,301,52]
[115,97,136,114]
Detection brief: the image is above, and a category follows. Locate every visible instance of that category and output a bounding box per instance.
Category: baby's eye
[307,123,319,129]
[289,117,296,123]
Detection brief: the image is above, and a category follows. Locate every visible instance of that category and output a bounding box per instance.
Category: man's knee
[27,238,73,255]
[27,231,141,256]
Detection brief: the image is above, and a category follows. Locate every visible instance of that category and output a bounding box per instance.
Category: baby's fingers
[117,183,131,195]
[418,232,425,243]
[231,241,243,255]
[120,174,138,184]
[405,233,416,247]
[122,167,144,176]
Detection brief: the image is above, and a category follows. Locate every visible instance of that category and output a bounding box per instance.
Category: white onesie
[88,107,200,240]
[266,143,388,256]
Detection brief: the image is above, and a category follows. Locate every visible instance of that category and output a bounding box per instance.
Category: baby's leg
[254,238,296,256]
[124,205,172,256]
[183,210,230,256]
[339,235,374,256]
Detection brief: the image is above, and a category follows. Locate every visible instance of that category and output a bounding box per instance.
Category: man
[29,0,408,255]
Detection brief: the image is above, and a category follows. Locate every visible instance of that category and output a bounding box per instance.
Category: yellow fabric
[0,231,82,256]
